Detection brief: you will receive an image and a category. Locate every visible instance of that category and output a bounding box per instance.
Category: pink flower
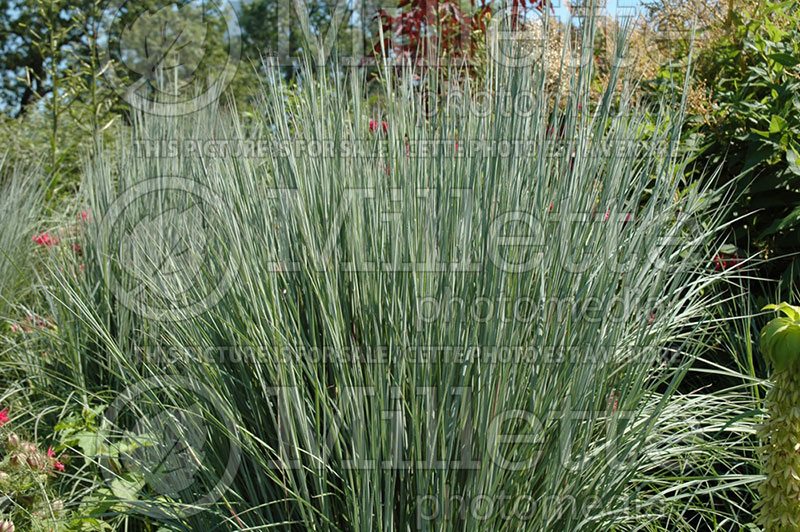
[602,210,634,223]
[72,243,82,255]
[32,232,57,247]
[0,408,8,427]
[608,393,619,413]
[10,325,18,332]
[78,210,89,221]
[45,446,65,472]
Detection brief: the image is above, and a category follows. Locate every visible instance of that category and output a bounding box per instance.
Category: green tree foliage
[0,0,251,181]
[240,0,381,80]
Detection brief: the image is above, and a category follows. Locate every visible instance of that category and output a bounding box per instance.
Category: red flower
[713,252,742,271]
[0,408,8,427]
[78,210,89,222]
[72,243,82,255]
[32,232,57,247]
[46,446,65,472]
[549,202,554,212]
[369,119,388,133]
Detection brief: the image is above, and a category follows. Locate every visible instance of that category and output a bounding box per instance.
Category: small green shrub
[650,0,800,290]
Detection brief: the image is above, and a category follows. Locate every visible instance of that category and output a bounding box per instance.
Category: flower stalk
[757,303,800,532]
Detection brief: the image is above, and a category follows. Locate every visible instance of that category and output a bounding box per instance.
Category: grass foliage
[22,16,762,532]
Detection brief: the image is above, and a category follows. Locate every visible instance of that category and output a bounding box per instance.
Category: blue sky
[549,0,647,26]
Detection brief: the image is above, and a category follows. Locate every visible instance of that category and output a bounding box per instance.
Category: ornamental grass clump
[39,11,756,532]
[0,155,46,328]
[758,303,800,532]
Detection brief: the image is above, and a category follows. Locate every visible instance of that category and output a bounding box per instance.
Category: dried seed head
[4,433,19,449]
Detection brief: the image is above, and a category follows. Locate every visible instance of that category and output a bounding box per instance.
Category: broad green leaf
[59,429,106,456]
[769,115,788,134]
[759,204,800,238]
[769,53,800,67]
[110,474,145,502]
[787,146,800,176]
[763,302,800,321]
